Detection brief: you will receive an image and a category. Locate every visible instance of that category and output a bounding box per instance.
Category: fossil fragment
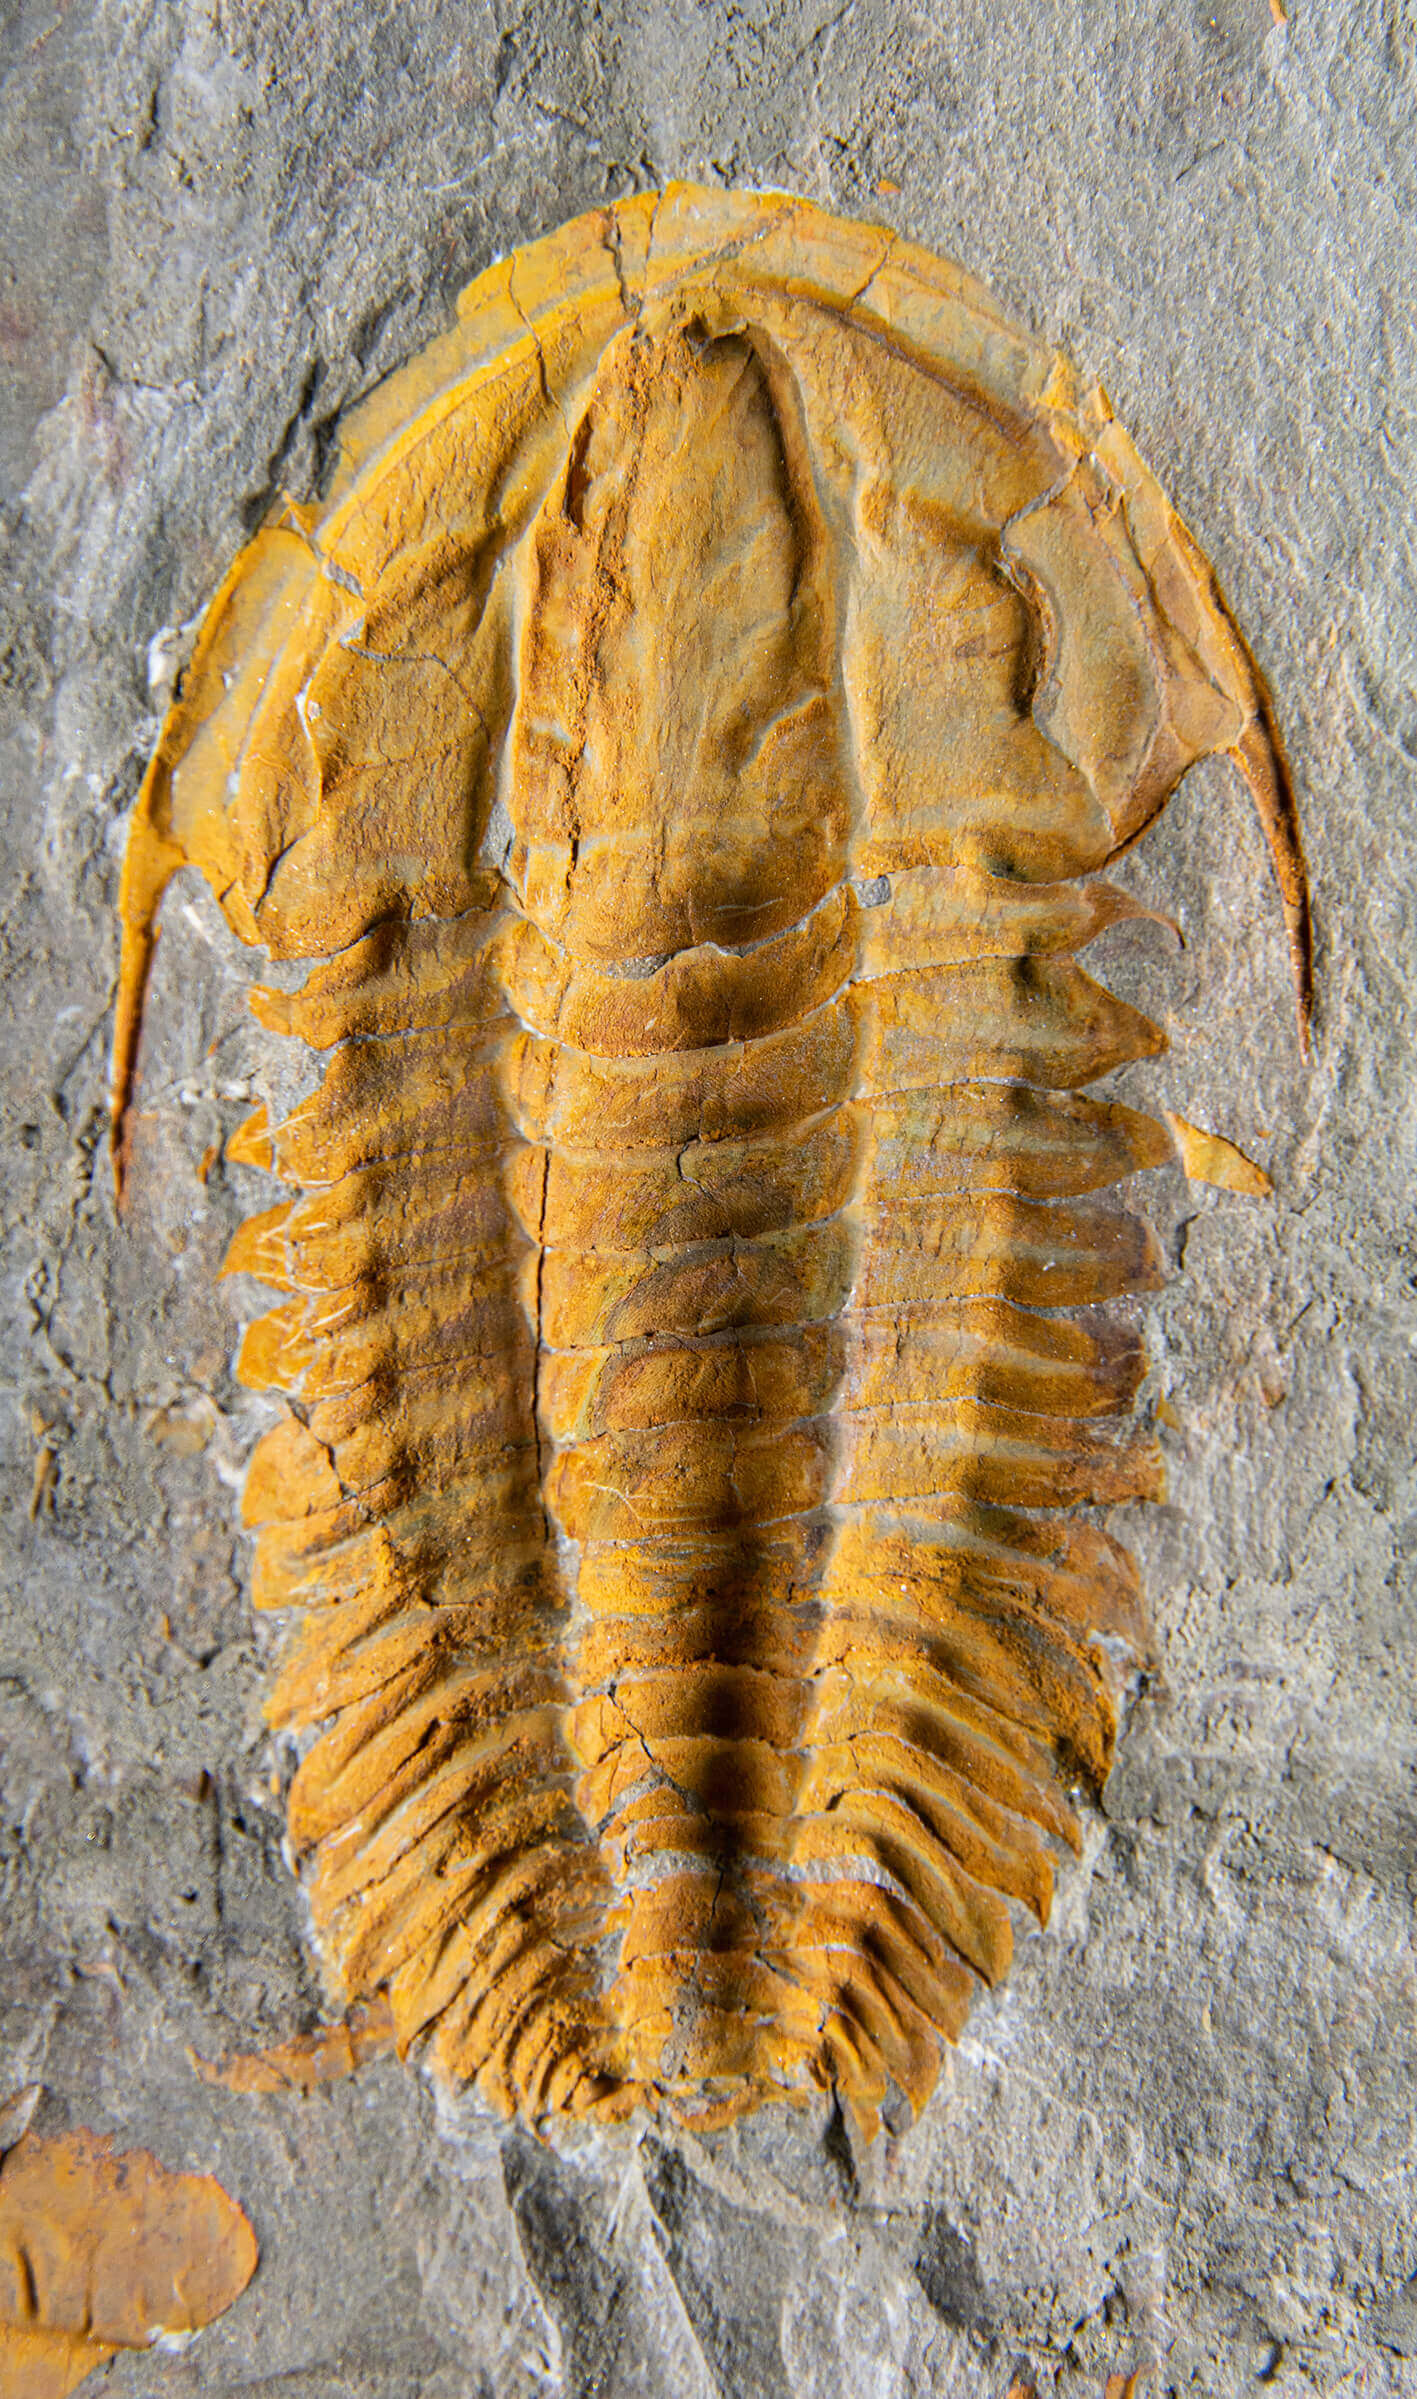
[188,1999,397,2095]
[112,187,1310,2135]
[0,2122,257,2398]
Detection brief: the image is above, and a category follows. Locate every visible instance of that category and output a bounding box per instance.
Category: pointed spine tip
[111,760,187,1209]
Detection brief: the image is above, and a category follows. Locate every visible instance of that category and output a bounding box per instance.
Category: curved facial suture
[112,188,1311,2136]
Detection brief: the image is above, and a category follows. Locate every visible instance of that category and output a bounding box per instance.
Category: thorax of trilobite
[114,189,1307,2135]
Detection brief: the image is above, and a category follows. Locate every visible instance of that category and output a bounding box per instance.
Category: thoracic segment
[114,186,1309,2135]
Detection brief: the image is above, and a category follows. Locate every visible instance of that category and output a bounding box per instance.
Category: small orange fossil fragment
[112,187,1309,2134]
[1165,1111,1273,1195]
[0,2122,257,2397]
[189,1997,398,2095]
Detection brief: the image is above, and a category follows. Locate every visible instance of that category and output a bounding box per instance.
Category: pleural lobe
[112,187,1309,2135]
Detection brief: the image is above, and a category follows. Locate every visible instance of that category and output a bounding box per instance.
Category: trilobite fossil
[113,186,1310,2135]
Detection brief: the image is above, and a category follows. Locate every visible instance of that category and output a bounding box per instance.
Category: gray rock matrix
[1,2,1412,2393]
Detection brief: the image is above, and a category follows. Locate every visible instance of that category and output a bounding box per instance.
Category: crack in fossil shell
[111,185,1310,2137]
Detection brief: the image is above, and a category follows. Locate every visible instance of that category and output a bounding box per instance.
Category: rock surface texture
[1,8,1413,2398]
